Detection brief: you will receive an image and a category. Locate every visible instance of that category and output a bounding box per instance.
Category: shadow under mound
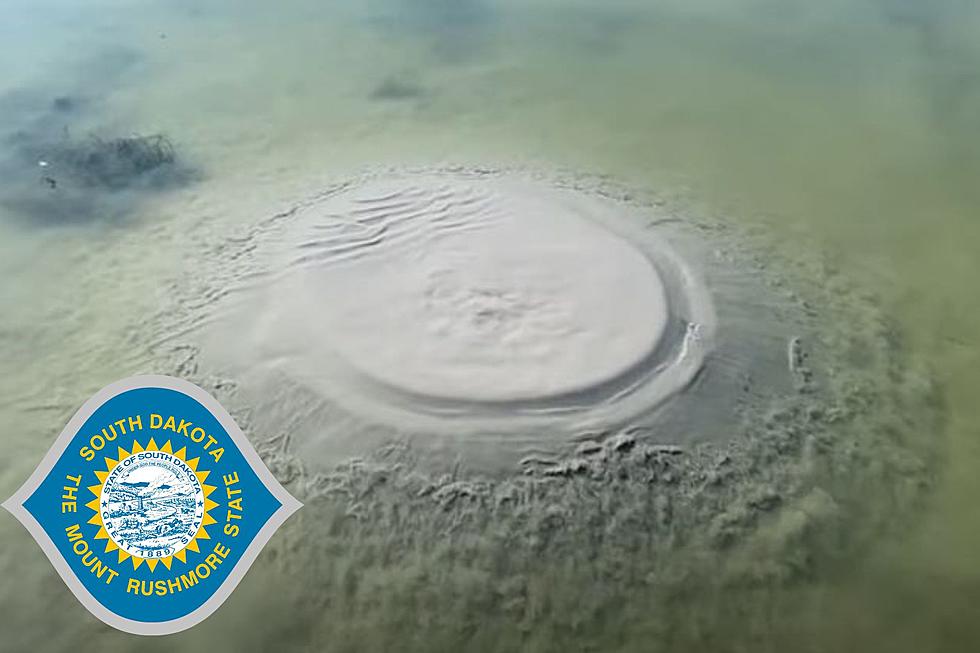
[0,129,198,226]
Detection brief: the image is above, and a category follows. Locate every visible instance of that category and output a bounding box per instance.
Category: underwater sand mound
[145,168,938,649]
[259,178,681,402]
[190,170,812,470]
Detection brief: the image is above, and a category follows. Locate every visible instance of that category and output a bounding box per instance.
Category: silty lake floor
[0,1,979,652]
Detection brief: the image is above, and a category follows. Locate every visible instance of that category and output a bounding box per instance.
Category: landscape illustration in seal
[2,375,301,635]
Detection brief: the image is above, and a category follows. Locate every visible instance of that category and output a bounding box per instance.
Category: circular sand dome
[190,171,812,470]
[269,179,678,402]
[151,169,937,640]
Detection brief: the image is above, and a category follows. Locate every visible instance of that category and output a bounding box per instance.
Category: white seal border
[2,374,303,636]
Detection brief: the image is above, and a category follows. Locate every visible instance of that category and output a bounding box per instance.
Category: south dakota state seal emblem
[2,375,301,635]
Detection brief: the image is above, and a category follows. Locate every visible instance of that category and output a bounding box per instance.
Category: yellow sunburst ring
[84,438,218,572]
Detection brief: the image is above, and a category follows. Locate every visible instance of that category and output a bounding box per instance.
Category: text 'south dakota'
[79,413,225,463]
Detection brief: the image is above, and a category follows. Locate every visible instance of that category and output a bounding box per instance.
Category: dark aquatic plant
[44,133,178,190]
[0,123,196,225]
[0,49,196,225]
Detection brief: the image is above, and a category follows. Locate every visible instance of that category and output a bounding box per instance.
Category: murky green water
[1,1,979,651]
